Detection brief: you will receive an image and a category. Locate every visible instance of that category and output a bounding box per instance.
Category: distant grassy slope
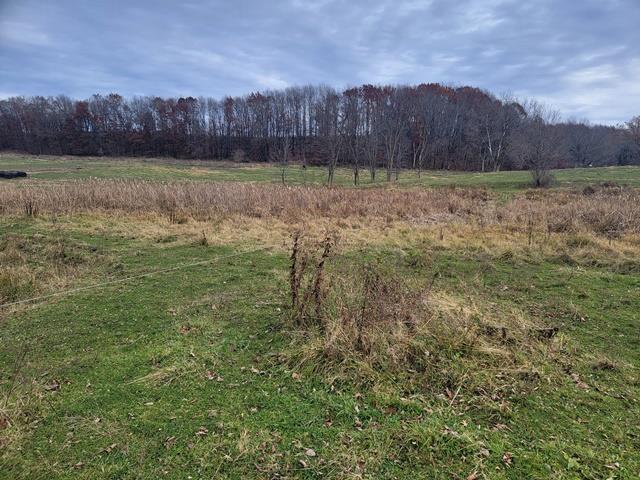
[2,153,640,191]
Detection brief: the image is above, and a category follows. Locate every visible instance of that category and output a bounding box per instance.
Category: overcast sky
[1,0,638,124]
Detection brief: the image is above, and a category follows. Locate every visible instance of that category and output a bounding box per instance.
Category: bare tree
[511,101,562,187]
[360,84,384,182]
[269,134,291,184]
[561,120,613,167]
[342,87,361,185]
[627,116,640,153]
[480,95,523,172]
[314,87,344,185]
[380,88,407,181]
[407,88,434,177]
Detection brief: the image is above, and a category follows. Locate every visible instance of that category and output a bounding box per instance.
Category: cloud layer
[1,0,638,124]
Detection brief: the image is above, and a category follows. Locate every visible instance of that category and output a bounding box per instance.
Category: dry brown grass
[6,213,640,296]
[4,178,639,285]
[0,179,490,221]
[1,179,638,239]
[502,186,639,239]
[0,232,110,314]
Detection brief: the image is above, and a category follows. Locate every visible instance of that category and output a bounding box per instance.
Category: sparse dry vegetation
[284,235,567,408]
[1,179,639,239]
[0,231,108,310]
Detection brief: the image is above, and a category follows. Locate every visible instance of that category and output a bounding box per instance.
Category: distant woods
[1,84,639,182]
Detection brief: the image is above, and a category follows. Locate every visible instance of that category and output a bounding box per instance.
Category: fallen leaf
[103,443,117,453]
[443,425,459,437]
[570,373,589,390]
[324,418,333,427]
[195,426,208,436]
[44,381,60,392]
[502,451,513,466]
[467,472,479,480]
[304,448,316,457]
[291,372,301,381]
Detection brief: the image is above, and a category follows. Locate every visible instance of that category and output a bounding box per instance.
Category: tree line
[1,83,639,184]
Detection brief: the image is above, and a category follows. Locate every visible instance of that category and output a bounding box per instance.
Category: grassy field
[3,153,640,191]
[1,155,639,478]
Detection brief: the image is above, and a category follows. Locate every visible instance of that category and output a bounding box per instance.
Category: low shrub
[284,234,564,400]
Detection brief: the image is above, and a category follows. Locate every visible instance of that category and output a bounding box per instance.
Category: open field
[1,156,639,478]
[3,153,640,191]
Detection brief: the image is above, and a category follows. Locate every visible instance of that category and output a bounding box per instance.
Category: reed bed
[0,179,490,221]
[1,179,639,237]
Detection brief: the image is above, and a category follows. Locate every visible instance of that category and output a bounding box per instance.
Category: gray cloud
[0,0,638,123]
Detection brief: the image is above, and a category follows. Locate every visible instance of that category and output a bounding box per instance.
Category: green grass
[1,217,638,478]
[3,154,640,191]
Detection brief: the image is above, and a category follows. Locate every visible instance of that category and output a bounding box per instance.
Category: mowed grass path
[3,154,640,190]
[1,218,639,478]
